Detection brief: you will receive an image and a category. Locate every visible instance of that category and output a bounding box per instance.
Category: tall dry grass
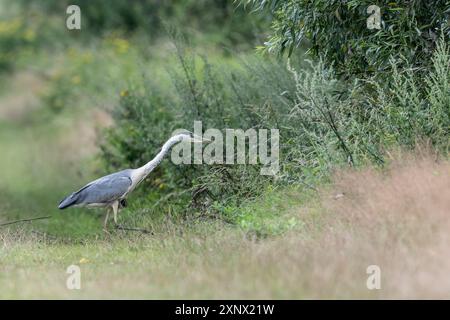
[277,149,450,298]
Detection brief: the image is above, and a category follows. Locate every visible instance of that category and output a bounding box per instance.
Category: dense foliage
[244,0,450,78]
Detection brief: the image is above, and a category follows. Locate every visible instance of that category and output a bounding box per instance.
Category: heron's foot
[103,227,111,235]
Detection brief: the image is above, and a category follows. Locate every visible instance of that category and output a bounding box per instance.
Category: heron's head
[175,132,211,144]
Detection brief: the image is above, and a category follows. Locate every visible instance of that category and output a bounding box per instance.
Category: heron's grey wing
[79,175,132,204]
[58,172,132,209]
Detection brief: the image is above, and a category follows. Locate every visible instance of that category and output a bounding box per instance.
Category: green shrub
[100,43,346,219]
[244,0,450,79]
[365,37,450,150]
[101,43,304,219]
[286,36,450,166]
[0,17,36,72]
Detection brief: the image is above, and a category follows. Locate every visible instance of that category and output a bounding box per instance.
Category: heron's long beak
[191,134,211,143]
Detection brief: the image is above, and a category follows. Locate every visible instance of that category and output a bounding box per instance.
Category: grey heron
[58,133,204,231]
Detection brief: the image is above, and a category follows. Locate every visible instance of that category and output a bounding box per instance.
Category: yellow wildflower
[79,258,89,264]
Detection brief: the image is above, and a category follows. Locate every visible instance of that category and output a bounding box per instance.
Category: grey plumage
[58,170,133,209]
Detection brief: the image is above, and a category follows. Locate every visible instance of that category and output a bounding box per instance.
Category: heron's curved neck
[133,136,181,182]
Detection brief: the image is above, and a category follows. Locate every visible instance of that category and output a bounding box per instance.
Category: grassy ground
[1,151,449,299]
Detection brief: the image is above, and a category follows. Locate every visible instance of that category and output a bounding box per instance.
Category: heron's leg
[103,207,111,232]
[112,200,119,225]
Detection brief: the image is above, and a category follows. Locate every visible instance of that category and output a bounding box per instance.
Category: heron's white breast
[129,167,146,190]
[84,203,110,208]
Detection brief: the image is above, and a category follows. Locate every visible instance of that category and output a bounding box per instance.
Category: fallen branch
[0,215,51,227]
[115,224,154,235]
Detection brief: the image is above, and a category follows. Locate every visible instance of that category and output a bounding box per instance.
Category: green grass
[0,222,309,299]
